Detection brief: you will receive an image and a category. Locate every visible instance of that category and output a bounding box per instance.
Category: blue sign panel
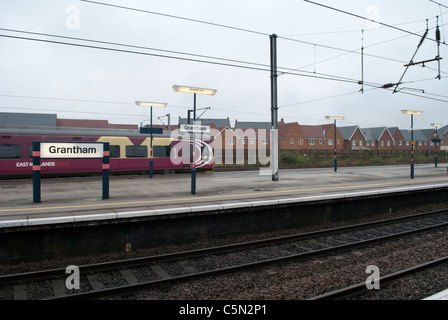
[139,127,163,134]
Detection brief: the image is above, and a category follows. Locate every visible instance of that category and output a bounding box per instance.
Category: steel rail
[47,214,448,300]
[1,209,447,299]
[308,255,448,300]
[1,208,446,285]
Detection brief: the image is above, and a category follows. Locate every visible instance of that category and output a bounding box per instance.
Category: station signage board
[179,124,210,134]
[40,142,104,159]
[139,127,163,134]
[33,141,110,203]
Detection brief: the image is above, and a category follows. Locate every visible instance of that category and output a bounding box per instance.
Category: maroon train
[0,126,213,178]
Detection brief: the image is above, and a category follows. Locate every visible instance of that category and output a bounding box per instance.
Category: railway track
[1,209,448,300]
[308,255,448,300]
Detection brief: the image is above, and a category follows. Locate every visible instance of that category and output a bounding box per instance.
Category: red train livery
[0,126,213,178]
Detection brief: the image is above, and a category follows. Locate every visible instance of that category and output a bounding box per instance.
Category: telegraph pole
[270,34,279,181]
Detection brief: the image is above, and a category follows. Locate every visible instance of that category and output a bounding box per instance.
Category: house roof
[400,129,432,141]
[57,118,137,130]
[210,126,236,138]
[300,124,329,139]
[361,127,390,141]
[440,125,448,135]
[0,112,57,128]
[388,127,400,136]
[338,125,362,140]
[234,121,271,129]
[278,122,299,139]
[0,112,138,130]
[212,126,271,140]
[179,117,231,128]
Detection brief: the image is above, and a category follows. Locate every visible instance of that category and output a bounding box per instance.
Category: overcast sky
[0,0,447,129]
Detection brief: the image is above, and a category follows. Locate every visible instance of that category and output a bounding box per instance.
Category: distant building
[57,118,137,130]
[338,126,367,150]
[361,127,394,150]
[234,119,271,130]
[278,121,305,150]
[440,125,448,149]
[179,117,231,128]
[1,112,447,155]
[0,112,57,128]
[399,128,434,151]
[300,124,344,150]
[0,112,137,130]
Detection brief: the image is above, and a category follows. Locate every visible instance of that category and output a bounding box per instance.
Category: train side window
[125,145,148,158]
[109,145,120,158]
[0,144,22,159]
[153,146,170,158]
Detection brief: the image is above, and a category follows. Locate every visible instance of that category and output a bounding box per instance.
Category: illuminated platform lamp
[325,116,345,172]
[173,85,217,194]
[430,123,442,168]
[135,101,167,178]
[401,109,422,179]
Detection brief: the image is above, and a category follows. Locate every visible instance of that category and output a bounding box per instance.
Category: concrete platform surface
[424,288,448,300]
[0,164,447,224]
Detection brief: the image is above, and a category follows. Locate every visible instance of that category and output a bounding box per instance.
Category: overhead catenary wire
[296,22,448,76]
[303,0,448,47]
[4,26,428,85]
[80,0,269,37]
[393,20,430,93]
[1,0,447,128]
[0,32,369,86]
[1,31,447,110]
[79,0,442,68]
[77,0,448,90]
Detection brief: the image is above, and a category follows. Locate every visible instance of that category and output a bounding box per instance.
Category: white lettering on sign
[16,161,56,167]
[40,143,103,159]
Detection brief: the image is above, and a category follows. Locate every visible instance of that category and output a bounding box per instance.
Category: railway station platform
[0,163,447,227]
[424,288,448,300]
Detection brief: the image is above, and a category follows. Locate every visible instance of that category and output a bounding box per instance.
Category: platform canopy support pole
[102,142,110,200]
[32,141,41,203]
[270,33,279,182]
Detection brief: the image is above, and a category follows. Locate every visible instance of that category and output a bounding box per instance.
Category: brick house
[338,126,367,150]
[361,127,394,150]
[278,121,307,150]
[179,117,231,128]
[300,124,344,150]
[57,118,137,130]
[388,127,406,150]
[210,126,247,164]
[233,120,271,150]
[440,125,448,150]
[398,128,432,151]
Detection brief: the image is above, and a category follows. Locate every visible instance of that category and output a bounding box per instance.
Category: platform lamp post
[135,101,167,178]
[401,109,423,179]
[431,123,442,168]
[325,116,345,172]
[173,85,217,195]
